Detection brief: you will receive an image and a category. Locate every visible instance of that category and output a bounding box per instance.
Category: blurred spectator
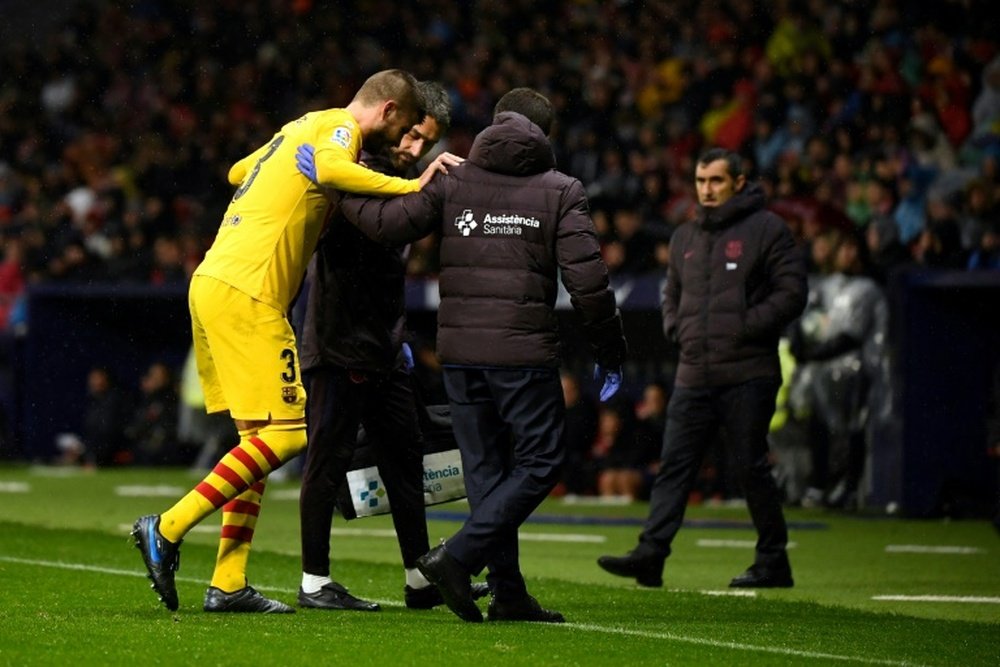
[865,215,911,285]
[557,371,598,496]
[631,381,669,500]
[0,235,25,330]
[967,220,1000,270]
[789,230,889,509]
[52,366,132,467]
[80,366,132,467]
[592,402,643,500]
[124,361,179,465]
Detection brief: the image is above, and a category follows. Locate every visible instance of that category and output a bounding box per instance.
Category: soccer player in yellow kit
[132,69,454,613]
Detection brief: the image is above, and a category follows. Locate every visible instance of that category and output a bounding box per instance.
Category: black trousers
[300,365,428,576]
[443,367,565,602]
[638,377,790,568]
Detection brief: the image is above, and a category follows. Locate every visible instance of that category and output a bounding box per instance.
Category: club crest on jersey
[282,386,298,404]
[331,126,352,149]
[725,239,744,260]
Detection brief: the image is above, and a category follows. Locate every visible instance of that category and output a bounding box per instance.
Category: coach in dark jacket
[336,88,626,623]
[599,148,807,589]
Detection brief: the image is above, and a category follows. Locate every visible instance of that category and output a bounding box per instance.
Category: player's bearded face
[370,106,420,153]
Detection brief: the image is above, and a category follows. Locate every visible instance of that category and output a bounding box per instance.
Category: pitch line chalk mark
[884,545,985,555]
[697,539,798,549]
[0,481,30,493]
[0,554,930,666]
[561,623,928,666]
[872,594,1000,604]
[114,485,187,497]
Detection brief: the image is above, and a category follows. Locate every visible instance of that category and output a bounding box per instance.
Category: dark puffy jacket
[299,152,406,374]
[341,112,625,369]
[664,182,806,387]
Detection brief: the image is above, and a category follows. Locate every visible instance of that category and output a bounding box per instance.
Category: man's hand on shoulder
[418,152,464,188]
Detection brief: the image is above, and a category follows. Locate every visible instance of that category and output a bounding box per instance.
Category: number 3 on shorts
[280,348,297,383]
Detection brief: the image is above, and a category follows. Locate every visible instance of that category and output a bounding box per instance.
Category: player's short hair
[353,69,423,117]
[696,148,745,179]
[417,81,452,133]
[493,87,553,135]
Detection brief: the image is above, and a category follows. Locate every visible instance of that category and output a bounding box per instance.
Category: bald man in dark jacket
[332,88,626,623]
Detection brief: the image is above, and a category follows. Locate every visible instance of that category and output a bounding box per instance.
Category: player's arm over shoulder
[312,113,419,196]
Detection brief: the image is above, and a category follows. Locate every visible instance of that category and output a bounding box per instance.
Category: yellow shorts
[189,275,306,421]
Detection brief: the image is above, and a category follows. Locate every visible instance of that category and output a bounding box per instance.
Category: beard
[365,128,397,154]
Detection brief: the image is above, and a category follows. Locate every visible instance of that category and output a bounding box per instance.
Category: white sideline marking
[28,466,88,478]
[0,554,926,665]
[114,485,187,497]
[872,594,1000,604]
[697,539,798,549]
[561,623,925,666]
[884,545,984,555]
[521,532,606,543]
[560,495,632,506]
[701,590,757,597]
[0,482,30,493]
[0,554,396,606]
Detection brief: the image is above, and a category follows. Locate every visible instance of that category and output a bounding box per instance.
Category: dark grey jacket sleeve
[340,178,445,246]
[555,179,627,368]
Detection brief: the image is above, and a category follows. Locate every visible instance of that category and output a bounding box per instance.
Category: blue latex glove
[401,342,415,373]
[594,364,622,402]
[296,144,317,183]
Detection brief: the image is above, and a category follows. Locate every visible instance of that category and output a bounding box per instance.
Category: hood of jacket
[468,111,556,176]
[698,181,767,231]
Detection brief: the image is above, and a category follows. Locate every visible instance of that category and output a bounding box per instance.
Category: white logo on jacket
[455,209,478,236]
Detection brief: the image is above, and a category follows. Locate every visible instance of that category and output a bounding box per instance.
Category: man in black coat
[296,82,486,612]
[598,148,807,589]
[307,88,627,623]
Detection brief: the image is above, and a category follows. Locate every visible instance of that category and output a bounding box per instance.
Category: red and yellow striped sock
[159,425,304,543]
[210,479,266,592]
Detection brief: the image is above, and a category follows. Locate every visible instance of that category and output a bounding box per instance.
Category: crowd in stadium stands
[1,1,998,500]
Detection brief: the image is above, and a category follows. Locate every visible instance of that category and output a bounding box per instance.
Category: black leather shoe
[487,594,565,623]
[729,564,794,588]
[405,581,490,610]
[204,586,295,613]
[415,544,482,622]
[297,582,381,611]
[597,550,664,587]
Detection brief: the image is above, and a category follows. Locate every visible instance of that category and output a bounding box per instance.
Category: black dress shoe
[729,564,794,588]
[415,544,482,622]
[297,582,381,611]
[487,594,565,623]
[405,581,490,610]
[597,550,664,587]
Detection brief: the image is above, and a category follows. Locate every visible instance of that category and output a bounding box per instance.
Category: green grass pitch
[0,465,996,666]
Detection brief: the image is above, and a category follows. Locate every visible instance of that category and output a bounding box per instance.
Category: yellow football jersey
[194,108,420,312]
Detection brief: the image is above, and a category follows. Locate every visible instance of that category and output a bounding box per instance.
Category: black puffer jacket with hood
[663,182,806,387]
[341,111,626,370]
